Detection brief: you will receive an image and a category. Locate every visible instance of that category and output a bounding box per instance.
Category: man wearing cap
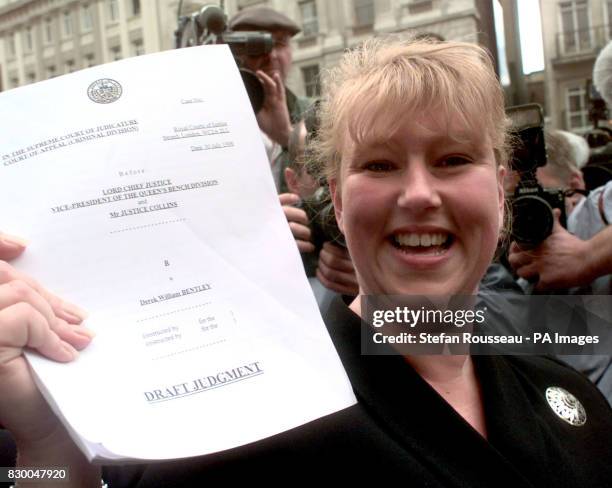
[229,6,313,193]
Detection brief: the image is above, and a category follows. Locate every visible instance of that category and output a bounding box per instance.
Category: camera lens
[511,195,554,245]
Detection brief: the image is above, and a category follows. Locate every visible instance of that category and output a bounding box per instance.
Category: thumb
[551,208,563,230]
[0,233,27,261]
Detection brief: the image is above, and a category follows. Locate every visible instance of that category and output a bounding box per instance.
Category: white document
[0,45,356,462]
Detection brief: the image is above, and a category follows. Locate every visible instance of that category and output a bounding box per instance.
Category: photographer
[508,44,612,294]
[229,7,313,193]
[281,119,359,302]
[506,128,599,291]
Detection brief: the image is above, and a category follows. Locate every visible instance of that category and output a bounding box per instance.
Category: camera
[507,104,567,245]
[288,102,346,249]
[175,4,272,113]
[299,185,346,249]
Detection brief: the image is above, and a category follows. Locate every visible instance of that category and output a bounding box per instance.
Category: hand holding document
[0,46,355,462]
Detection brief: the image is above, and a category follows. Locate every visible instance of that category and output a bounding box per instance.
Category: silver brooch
[545,386,587,426]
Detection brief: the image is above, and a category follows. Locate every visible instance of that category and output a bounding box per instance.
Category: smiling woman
[315,39,508,299]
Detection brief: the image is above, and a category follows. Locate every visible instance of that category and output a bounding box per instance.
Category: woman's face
[331,112,505,296]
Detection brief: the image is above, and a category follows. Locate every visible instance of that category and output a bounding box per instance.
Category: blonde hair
[311,36,511,182]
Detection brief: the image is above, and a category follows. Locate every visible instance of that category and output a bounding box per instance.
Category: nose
[396,161,442,212]
[267,46,279,62]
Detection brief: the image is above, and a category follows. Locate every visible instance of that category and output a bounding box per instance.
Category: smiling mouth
[390,232,453,256]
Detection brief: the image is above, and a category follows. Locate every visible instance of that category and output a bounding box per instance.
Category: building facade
[540,0,612,132]
[0,0,498,97]
[224,0,498,98]
[0,0,183,91]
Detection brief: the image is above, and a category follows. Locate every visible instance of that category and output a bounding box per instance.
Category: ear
[329,177,344,234]
[497,165,507,227]
[568,170,586,191]
[284,167,300,195]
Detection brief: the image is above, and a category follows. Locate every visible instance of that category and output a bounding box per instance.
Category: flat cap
[229,7,301,36]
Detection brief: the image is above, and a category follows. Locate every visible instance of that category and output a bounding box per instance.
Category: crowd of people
[1,5,611,487]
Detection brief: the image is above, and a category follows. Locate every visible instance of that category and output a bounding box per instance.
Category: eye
[439,155,473,167]
[363,160,395,172]
[274,39,289,48]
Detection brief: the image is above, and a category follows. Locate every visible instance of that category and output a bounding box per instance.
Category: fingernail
[1,233,28,247]
[62,302,88,321]
[73,326,95,339]
[62,342,79,360]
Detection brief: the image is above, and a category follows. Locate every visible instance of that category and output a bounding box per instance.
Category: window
[9,76,19,88]
[559,0,591,54]
[354,0,374,27]
[300,0,318,37]
[84,53,95,67]
[7,33,16,56]
[64,59,75,73]
[110,45,122,61]
[566,85,589,130]
[46,65,57,79]
[607,0,612,38]
[44,18,53,44]
[301,64,320,97]
[131,0,141,16]
[407,0,433,14]
[63,11,73,38]
[81,4,93,31]
[24,26,33,52]
[131,39,144,56]
[107,0,119,22]
[27,72,36,84]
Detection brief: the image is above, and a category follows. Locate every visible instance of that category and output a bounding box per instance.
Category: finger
[0,303,77,363]
[316,268,359,296]
[272,72,286,99]
[297,240,316,253]
[289,222,312,242]
[0,280,58,329]
[508,241,531,254]
[320,242,350,258]
[283,206,310,226]
[507,250,534,270]
[514,262,539,281]
[0,262,87,324]
[0,233,27,261]
[256,70,277,99]
[50,317,95,351]
[318,248,355,274]
[551,208,563,230]
[317,258,359,290]
[319,251,355,274]
[508,241,520,255]
[0,281,93,351]
[279,193,300,206]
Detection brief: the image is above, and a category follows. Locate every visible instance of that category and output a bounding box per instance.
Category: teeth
[395,232,448,247]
